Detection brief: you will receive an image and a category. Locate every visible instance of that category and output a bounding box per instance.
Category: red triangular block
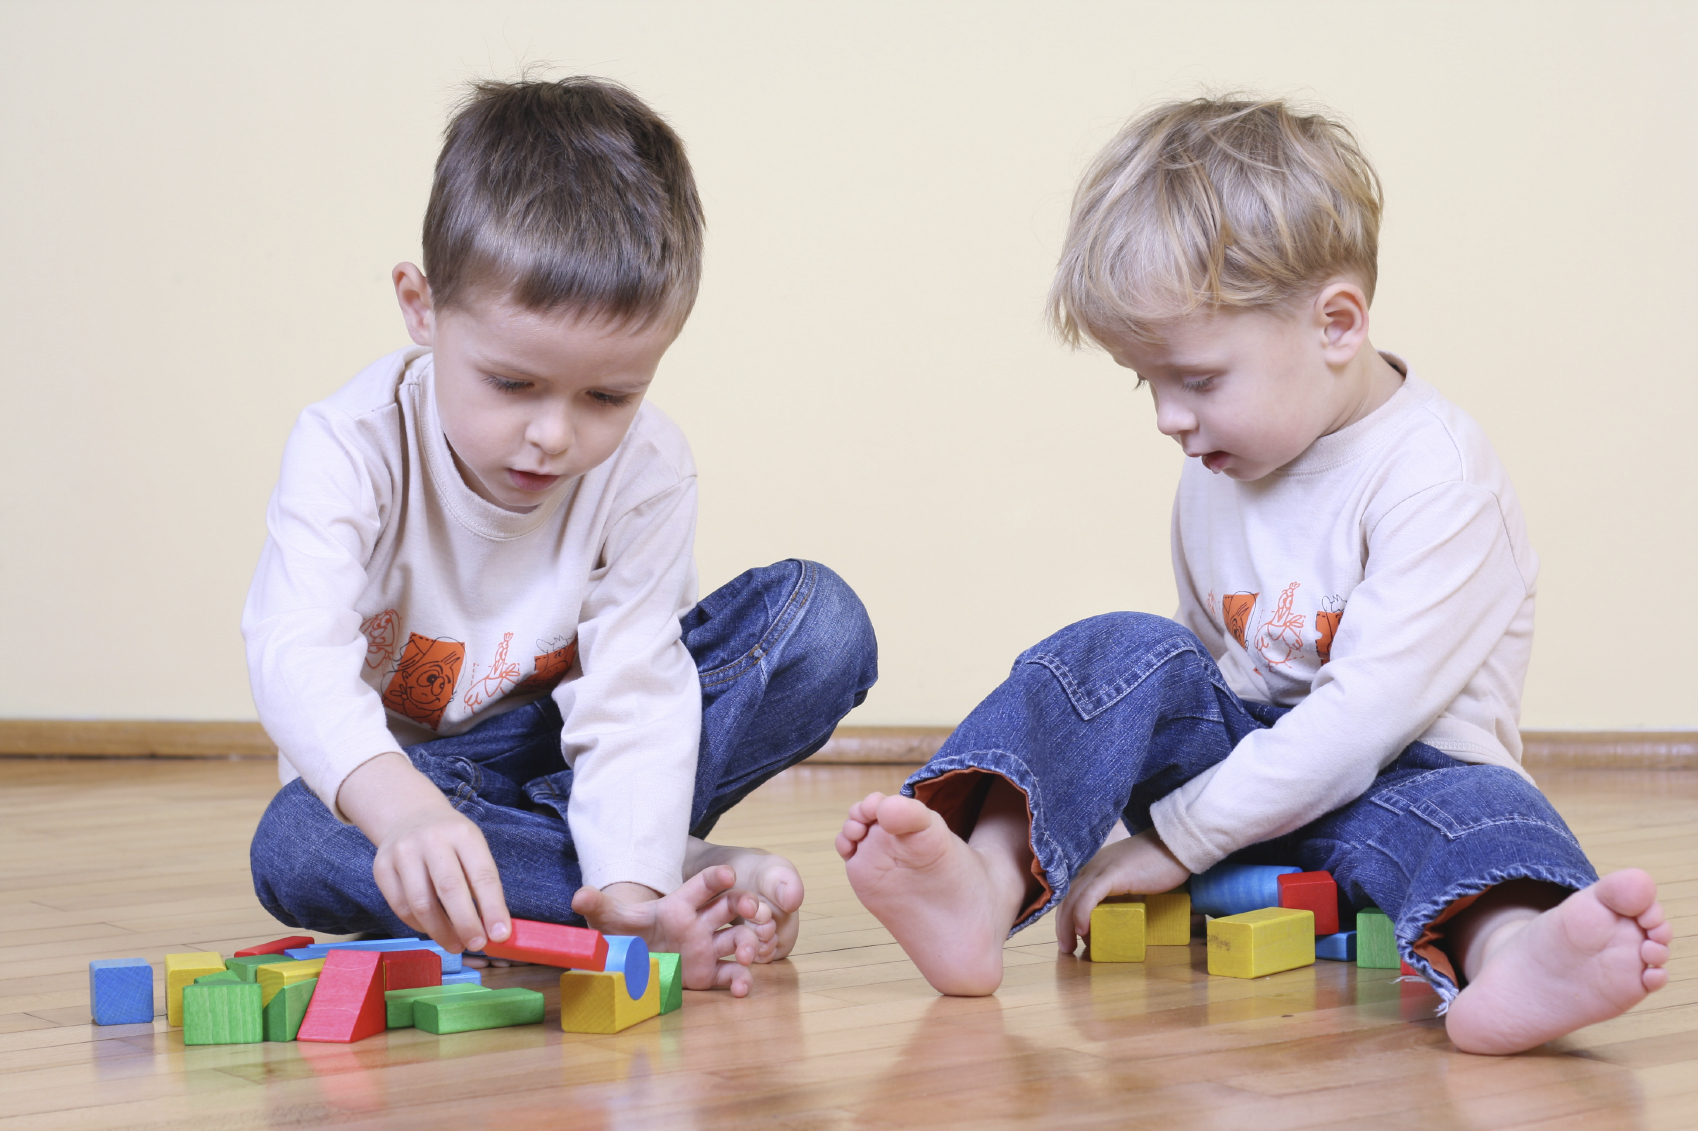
[1276,871,1340,936]
[481,919,607,970]
[233,935,315,958]
[380,949,441,992]
[296,949,386,1043]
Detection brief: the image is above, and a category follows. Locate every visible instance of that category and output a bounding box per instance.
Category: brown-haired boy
[245,78,877,994]
[839,96,1670,1052]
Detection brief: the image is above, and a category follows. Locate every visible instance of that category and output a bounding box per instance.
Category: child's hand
[571,866,767,996]
[337,752,512,955]
[1055,828,1190,954]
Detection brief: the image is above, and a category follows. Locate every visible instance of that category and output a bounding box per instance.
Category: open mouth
[507,469,562,492]
[1200,452,1230,473]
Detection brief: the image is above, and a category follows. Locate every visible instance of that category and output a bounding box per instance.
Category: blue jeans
[905,612,1596,1003]
[251,559,877,936]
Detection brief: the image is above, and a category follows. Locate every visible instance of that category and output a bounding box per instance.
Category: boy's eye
[484,375,531,394]
[1183,376,1216,392]
[590,391,635,408]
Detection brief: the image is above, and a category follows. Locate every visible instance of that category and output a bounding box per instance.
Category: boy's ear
[393,263,436,347]
[1313,279,1371,366]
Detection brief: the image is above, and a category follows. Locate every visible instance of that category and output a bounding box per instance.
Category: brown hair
[1050,95,1383,346]
[422,76,704,328]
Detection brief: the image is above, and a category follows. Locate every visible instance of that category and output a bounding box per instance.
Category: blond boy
[839,96,1669,1053]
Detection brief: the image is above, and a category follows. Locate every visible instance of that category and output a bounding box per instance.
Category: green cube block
[414,987,544,1034]
[193,970,244,985]
[263,976,316,1041]
[1356,907,1400,969]
[385,983,489,1028]
[183,981,263,1044]
[226,954,292,982]
[653,952,683,1015]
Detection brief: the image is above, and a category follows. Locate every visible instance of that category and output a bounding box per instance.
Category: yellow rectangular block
[559,957,661,1033]
[1207,907,1315,978]
[1086,903,1145,962]
[1140,890,1191,946]
[165,952,227,1027]
[257,958,325,1007]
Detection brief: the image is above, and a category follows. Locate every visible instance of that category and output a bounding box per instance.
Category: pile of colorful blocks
[1087,864,1405,978]
[88,920,682,1044]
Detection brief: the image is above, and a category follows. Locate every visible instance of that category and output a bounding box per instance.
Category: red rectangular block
[1277,871,1339,936]
[380,949,441,992]
[480,919,606,970]
[234,935,315,958]
[296,949,386,1043]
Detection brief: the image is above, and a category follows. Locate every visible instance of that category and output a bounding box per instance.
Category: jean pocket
[1024,632,1225,722]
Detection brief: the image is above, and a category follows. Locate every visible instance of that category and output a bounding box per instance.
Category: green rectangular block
[193,971,244,985]
[385,983,489,1028]
[1356,907,1400,969]
[226,954,292,982]
[653,952,683,1015]
[263,976,316,1041]
[183,981,263,1044]
[414,987,544,1034]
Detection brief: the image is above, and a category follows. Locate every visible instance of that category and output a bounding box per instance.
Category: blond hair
[1049,95,1383,346]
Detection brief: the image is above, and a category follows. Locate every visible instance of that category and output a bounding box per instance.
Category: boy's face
[396,269,675,511]
[1099,290,1382,482]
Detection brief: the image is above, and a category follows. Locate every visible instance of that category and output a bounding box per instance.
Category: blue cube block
[440,968,483,986]
[90,958,154,1025]
[1189,863,1302,917]
[1315,931,1358,961]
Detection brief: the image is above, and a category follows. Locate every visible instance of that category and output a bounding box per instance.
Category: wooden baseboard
[0,720,1691,769]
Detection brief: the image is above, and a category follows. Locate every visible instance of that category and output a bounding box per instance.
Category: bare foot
[688,838,803,962]
[837,790,1030,996]
[571,865,765,996]
[1445,869,1674,1054]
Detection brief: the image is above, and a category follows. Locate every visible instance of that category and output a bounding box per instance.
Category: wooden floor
[1,760,1693,1130]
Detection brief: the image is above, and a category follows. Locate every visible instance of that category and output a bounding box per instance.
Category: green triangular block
[183,981,263,1044]
[653,952,683,1014]
[263,976,317,1041]
[1355,907,1400,969]
[384,983,489,1028]
[193,970,244,985]
[226,954,292,982]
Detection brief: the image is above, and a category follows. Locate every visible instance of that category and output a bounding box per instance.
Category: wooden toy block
[1207,907,1316,978]
[653,952,683,1015]
[263,976,317,1041]
[182,981,263,1044]
[165,952,227,1027]
[1400,959,1418,977]
[296,949,387,1043]
[194,971,243,985]
[414,987,545,1034]
[225,954,292,981]
[559,958,661,1034]
[481,919,607,970]
[233,935,315,958]
[1315,931,1357,961]
[385,983,490,1028]
[90,958,153,1025]
[1190,864,1301,917]
[1139,891,1192,945]
[602,935,651,999]
[286,938,462,973]
[440,968,483,986]
[1085,902,1146,962]
[379,949,441,992]
[258,958,325,1007]
[1277,871,1340,935]
[1355,908,1399,969]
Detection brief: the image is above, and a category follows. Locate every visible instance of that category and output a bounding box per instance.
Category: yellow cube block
[257,958,325,1007]
[1140,890,1192,945]
[1086,902,1145,962]
[560,957,661,1033]
[1207,907,1315,978]
[165,952,227,1027]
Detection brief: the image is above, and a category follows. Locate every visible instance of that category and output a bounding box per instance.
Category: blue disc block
[1189,863,1301,917]
[603,935,650,1001]
[1315,931,1358,961]
[90,958,154,1025]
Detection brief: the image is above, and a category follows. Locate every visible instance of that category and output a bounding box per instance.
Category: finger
[570,884,605,922]
[423,847,485,952]
[673,865,736,910]
[372,855,424,935]
[395,854,456,948]
[455,838,510,945]
[714,923,761,966]
[715,959,753,997]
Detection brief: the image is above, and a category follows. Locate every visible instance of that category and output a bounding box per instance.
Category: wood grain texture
[0,758,1691,1129]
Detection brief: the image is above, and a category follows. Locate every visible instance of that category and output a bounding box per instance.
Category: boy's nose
[1152,398,1196,438]
[527,407,574,456]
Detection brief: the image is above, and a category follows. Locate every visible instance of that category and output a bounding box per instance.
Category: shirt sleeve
[552,477,701,895]
[241,408,402,819]
[1149,480,1532,873]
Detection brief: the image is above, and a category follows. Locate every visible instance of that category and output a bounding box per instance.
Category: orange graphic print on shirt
[360,609,401,671]
[462,632,522,711]
[1222,593,1258,649]
[1315,596,1344,664]
[1256,582,1306,667]
[512,638,579,696]
[382,633,465,730]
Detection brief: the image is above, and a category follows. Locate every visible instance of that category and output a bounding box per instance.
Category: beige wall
[1,1,1692,730]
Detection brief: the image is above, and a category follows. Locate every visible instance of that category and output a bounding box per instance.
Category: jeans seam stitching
[699,559,815,688]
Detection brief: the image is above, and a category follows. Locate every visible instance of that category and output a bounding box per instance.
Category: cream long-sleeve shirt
[242,347,702,896]
[1148,360,1539,874]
